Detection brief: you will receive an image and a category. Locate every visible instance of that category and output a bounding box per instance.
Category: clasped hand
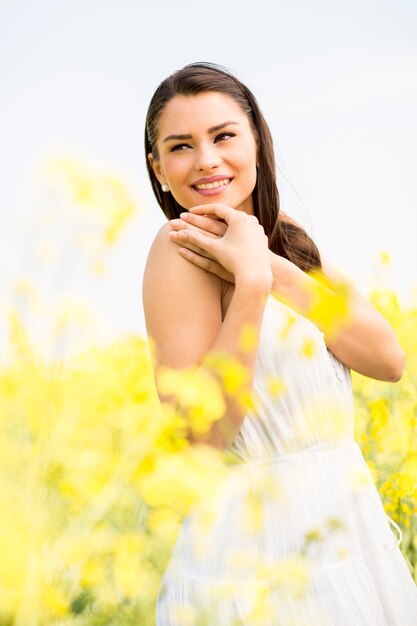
[168,203,272,287]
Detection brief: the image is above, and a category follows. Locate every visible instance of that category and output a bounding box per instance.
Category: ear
[148,153,167,187]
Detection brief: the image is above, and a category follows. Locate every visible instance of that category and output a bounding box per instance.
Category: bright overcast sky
[0,0,416,352]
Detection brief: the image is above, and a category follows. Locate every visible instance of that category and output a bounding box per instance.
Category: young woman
[143,62,417,625]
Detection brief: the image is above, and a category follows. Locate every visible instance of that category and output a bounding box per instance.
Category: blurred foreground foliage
[1,159,416,624]
[0,288,416,625]
[352,289,417,574]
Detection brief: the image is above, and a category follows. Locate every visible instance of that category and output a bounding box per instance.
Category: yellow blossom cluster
[1,159,416,622]
[1,283,416,624]
[38,157,137,275]
[0,306,240,625]
[353,288,417,580]
[48,157,136,246]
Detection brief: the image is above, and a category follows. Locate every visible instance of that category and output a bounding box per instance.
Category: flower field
[0,286,416,626]
[1,161,415,625]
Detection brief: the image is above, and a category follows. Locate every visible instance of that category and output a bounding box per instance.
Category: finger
[179,212,227,236]
[169,232,216,259]
[169,219,220,239]
[168,228,218,255]
[188,203,239,224]
[178,248,235,283]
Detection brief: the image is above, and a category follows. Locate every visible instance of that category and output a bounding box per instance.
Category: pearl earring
[161,184,170,192]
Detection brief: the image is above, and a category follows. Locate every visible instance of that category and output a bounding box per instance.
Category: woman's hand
[170,212,282,288]
[168,204,272,289]
[169,210,235,283]
[170,211,228,239]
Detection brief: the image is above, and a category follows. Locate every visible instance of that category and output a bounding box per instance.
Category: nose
[194,142,221,172]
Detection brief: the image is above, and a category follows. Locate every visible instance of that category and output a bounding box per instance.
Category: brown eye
[170,143,191,152]
[214,132,235,143]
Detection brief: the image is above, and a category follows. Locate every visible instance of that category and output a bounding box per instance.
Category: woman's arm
[143,212,272,451]
[168,211,405,382]
[274,211,405,381]
[269,252,405,382]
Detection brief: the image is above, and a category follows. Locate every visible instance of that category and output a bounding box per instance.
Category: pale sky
[1,0,416,354]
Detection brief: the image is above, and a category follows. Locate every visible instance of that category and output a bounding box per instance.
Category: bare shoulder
[143,222,221,293]
[142,222,223,370]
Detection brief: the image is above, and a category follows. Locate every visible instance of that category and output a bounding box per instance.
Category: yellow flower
[380,251,391,266]
[266,376,286,398]
[301,337,316,358]
[48,157,136,245]
[156,364,226,436]
[147,507,181,542]
[264,555,311,597]
[204,350,251,395]
[304,269,352,339]
[167,603,199,625]
[139,444,226,514]
[80,557,107,589]
[279,309,297,340]
[238,323,259,352]
[113,534,157,599]
[347,464,373,490]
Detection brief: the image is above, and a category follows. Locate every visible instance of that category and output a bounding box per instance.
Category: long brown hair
[145,62,321,273]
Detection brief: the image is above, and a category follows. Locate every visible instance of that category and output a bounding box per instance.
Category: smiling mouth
[193,178,232,190]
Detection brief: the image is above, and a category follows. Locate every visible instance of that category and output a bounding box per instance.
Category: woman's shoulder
[144,221,215,282]
[155,220,176,240]
[144,222,187,278]
[142,222,224,369]
[142,221,223,312]
[146,221,174,254]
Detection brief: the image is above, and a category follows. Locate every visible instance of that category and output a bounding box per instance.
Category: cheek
[240,149,258,179]
[228,149,254,173]
[163,158,189,186]
[236,139,257,165]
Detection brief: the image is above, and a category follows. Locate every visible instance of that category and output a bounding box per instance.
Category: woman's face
[149,92,258,215]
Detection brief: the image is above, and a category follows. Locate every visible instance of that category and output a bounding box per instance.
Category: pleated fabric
[156,294,417,625]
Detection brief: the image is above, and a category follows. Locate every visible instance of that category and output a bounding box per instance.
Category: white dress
[156,294,417,625]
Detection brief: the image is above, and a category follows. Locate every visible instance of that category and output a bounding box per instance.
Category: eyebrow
[162,120,240,143]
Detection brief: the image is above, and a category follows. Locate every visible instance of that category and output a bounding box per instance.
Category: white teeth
[195,179,231,190]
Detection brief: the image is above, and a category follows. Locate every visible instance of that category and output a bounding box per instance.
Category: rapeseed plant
[2,283,415,624]
[1,160,415,624]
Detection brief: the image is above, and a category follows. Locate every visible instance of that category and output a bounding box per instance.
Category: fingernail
[179,212,189,219]
[170,219,180,226]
